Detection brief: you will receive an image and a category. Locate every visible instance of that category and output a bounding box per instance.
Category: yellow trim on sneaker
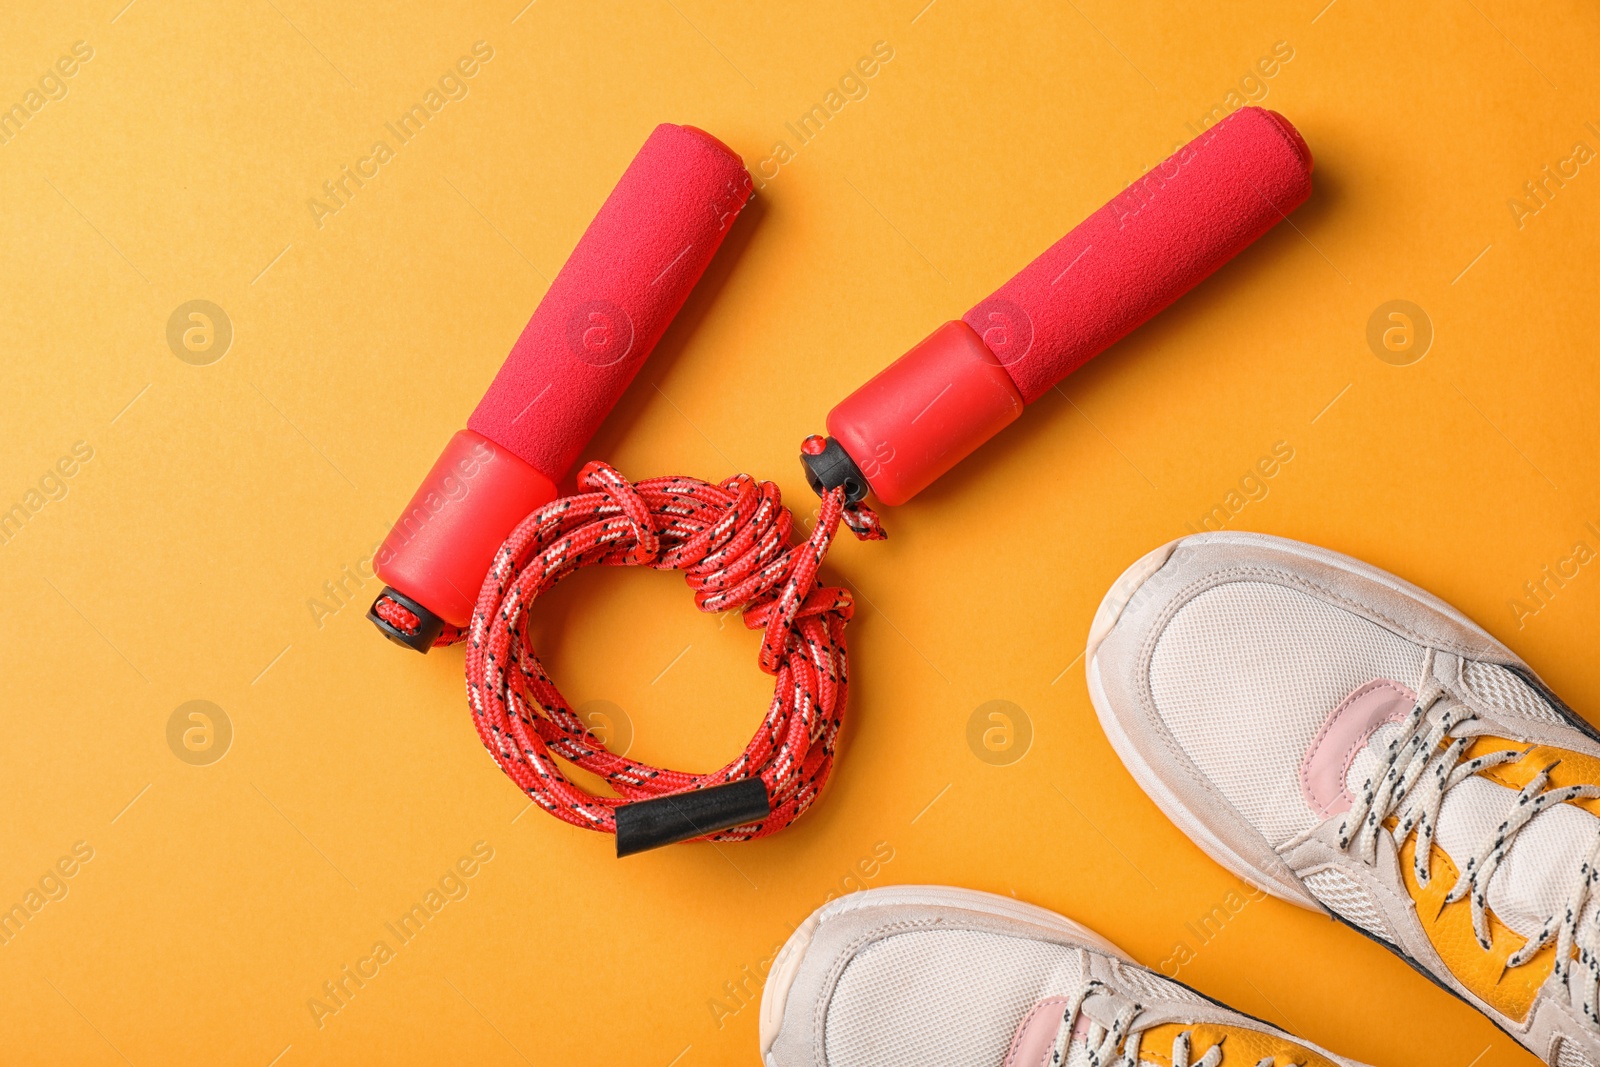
[1390,735,1600,1022]
[1134,1021,1339,1066]
[1468,737,1600,819]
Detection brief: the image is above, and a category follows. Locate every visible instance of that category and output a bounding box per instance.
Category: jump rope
[368,115,1313,856]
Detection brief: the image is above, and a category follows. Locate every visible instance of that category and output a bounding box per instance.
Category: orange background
[3,1,1598,1063]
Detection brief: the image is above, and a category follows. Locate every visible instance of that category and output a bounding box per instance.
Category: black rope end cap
[367,586,444,654]
[614,778,771,857]
[800,435,869,504]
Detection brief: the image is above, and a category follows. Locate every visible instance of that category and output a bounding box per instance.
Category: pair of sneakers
[761,532,1600,1066]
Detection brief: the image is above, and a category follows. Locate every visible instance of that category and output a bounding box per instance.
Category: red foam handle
[373,124,752,637]
[469,123,753,481]
[965,107,1313,403]
[826,107,1313,505]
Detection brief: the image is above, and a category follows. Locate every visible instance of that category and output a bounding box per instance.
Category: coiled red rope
[397,461,881,842]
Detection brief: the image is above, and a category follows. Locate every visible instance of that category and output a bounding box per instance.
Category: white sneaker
[1087,531,1600,1065]
[758,884,1366,1066]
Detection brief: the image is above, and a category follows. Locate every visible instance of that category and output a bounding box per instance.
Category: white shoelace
[1048,981,1278,1066]
[1337,651,1600,1024]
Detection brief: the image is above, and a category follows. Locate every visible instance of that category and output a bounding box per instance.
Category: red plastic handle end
[374,430,557,629]
[827,320,1023,506]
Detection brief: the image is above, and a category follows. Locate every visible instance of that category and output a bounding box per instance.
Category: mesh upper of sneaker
[821,928,1085,1067]
[1147,579,1425,846]
[1462,660,1571,727]
[1558,1038,1600,1067]
[816,924,1306,1067]
[825,927,1260,1067]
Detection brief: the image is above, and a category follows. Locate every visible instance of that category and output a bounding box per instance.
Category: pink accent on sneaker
[1300,679,1416,818]
[1003,997,1082,1067]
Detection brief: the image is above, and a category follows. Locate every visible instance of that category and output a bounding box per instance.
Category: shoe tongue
[1347,719,1597,939]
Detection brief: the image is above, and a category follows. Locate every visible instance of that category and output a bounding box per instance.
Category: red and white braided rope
[434,461,878,842]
